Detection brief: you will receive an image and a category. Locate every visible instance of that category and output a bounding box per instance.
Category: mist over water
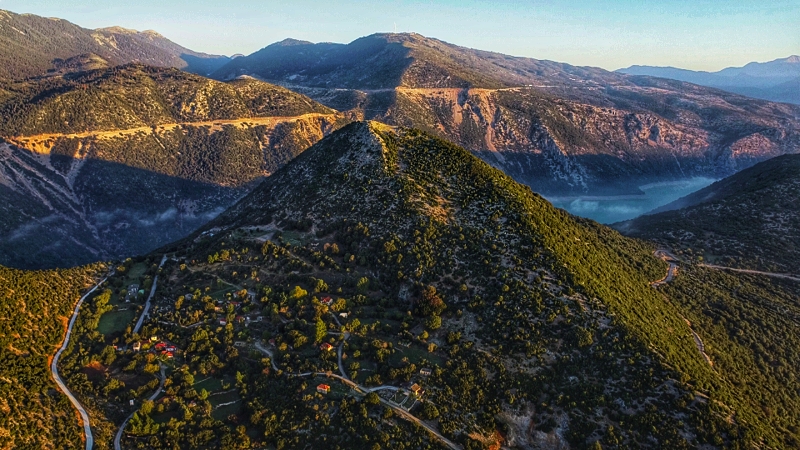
[546,177,717,224]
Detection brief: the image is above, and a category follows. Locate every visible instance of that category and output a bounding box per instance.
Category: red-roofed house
[317,384,330,394]
[320,343,334,352]
[321,296,333,306]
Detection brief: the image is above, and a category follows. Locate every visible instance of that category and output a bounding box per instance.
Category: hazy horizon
[2,0,798,72]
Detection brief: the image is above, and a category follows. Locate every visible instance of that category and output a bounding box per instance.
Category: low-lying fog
[546,177,717,224]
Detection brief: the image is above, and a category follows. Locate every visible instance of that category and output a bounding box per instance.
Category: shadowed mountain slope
[614,154,800,274]
[0,65,349,269]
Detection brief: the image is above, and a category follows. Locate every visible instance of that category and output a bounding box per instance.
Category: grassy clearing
[193,377,223,393]
[209,390,239,407]
[207,285,236,300]
[281,231,308,246]
[389,342,443,367]
[211,401,241,420]
[97,307,136,335]
[126,262,147,280]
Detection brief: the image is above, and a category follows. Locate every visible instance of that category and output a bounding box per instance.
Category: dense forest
[0,262,105,449]
[664,265,800,446]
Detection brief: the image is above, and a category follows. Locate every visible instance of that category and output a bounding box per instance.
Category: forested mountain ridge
[64,120,775,449]
[212,33,800,196]
[614,154,800,274]
[0,67,336,138]
[0,9,229,79]
[0,262,106,449]
[0,65,349,269]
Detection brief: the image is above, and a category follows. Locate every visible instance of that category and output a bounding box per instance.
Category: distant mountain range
[0,10,798,269]
[618,56,800,105]
[0,9,230,78]
[211,33,800,196]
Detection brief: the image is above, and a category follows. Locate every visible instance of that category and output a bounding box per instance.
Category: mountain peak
[269,38,314,47]
[96,25,140,34]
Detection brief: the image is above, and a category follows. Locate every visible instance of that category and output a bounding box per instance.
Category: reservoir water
[546,177,717,224]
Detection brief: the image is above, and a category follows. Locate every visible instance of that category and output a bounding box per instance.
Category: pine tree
[315,318,327,343]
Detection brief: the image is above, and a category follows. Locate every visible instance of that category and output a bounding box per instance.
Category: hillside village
[51,123,768,450]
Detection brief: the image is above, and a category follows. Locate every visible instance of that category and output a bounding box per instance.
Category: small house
[234,341,247,348]
[339,312,349,319]
[419,368,432,377]
[133,341,142,352]
[409,383,423,396]
[268,338,276,346]
[219,319,227,326]
[150,336,158,342]
[321,296,333,306]
[320,343,334,352]
[317,384,330,394]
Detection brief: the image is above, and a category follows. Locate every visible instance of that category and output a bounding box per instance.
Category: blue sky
[3,0,798,71]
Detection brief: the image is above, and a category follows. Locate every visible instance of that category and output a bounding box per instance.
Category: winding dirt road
[8,113,341,155]
[699,263,800,282]
[132,255,167,335]
[114,364,166,450]
[651,249,679,287]
[650,251,713,366]
[52,274,110,450]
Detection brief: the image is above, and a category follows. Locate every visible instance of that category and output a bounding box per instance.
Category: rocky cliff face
[350,86,797,195]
